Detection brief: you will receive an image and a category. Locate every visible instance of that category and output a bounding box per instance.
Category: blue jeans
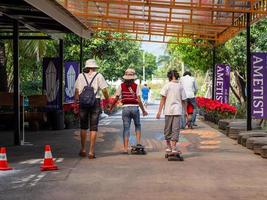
[180,115,186,129]
[122,106,141,140]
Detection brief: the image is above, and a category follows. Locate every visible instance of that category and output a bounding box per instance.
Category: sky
[141,42,166,60]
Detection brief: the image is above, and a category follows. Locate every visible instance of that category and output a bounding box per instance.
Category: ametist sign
[251,53,267,119]
[215,64,231,104]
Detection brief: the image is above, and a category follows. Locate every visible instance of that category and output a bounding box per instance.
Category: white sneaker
[171,147,178,153]
[165,147,172,153]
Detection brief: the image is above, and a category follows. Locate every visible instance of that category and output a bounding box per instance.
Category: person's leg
[89,131,97,156]
[79,108,89,156]
[124,137,129,152]
[144,98,148,108]
[180,114,186,129]
[88,104,101,157]
[132,107,141,145]
[80,129,87,153]
[164,116,173,152]
[189,98,197,125]
[166,140,171,152]
[122,107,131,151]
[188,114,193,128]
[171,116,180,152]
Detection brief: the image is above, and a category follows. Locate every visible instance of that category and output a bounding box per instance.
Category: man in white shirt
[180,71,198,127]
[74,59,110,159]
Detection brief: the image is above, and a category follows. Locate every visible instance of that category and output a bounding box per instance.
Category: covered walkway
[1,104,267,200]
[0,0,266,145]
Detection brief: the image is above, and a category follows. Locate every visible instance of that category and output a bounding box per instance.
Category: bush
[196,97,237,123]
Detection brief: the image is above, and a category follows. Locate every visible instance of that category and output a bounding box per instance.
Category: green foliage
[4,34,48,95]
[107,86,116,96]
[21,79,42,96]
[64,32,157,81]
[156,52,185,79]
[3,32,158,96]
[167,38,212,73]
[141,52,157,80]
[164,17,267,111]
[165,17,267,76]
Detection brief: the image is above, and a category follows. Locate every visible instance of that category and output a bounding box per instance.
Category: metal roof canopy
[0,0,88,146]
[56,0,266,45]
[0,0,90,38]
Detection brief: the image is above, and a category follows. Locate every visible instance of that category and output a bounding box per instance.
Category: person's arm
[102,88,109,100]
[74,88,79,103]
[180,84,187,117]
[157,84,168,119]
[73,88,80,114]
[156,96,166,119]
[101,88,111,110]
[110,96,119,112]
[74,75,79,102]
[137,96,148,116]
[110,85,122,112]
[98,74,110,108]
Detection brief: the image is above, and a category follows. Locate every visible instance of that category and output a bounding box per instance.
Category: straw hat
[84,59,99,69]
[123,68,137,80]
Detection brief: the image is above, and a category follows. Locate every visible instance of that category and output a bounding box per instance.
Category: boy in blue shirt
[141,84,150,108]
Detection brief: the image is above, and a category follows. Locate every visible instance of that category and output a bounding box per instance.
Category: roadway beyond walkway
[1,104,267,200]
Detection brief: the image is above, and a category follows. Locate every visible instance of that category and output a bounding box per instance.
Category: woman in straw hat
[74,59,110,159]
[110,68,148,153]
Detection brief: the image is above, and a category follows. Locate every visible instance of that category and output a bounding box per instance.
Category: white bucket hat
[123,68,137,80]
[84,59,99,69]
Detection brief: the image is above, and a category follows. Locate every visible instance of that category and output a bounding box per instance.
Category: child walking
[156,70,186,153]
[110,68,148,153]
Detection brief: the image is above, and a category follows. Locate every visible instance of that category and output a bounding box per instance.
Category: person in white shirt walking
[74,59,110,159]
[180,71,198,127]
[156,70,187,153]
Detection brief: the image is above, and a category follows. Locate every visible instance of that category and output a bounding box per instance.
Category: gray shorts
[164,115,181,142]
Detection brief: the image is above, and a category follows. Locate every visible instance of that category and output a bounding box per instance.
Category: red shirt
[121,83,139,105]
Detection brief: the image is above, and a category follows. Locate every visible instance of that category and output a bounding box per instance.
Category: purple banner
[215,64,231,104]
[251,53,267,119]
[43,57,61,110]
[64,61,80,103]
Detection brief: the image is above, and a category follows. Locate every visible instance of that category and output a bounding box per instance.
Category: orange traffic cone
[40,145,58,171]
[0,147,13,171]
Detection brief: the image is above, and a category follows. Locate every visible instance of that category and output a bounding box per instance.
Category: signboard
[64,61,80,103]
[215,64,231,104]
[251,53,267,119]
[42,57,61,110]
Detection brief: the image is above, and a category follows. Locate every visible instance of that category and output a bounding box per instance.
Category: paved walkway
[1,104,267,200]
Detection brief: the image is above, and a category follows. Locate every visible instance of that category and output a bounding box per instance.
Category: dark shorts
[79,99,102,131]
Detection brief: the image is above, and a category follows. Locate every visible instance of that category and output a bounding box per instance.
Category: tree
[2,32,158,95]
[157,53,183,77]
[165,17,267,105]
[0,41,8,92]
[135,52,157,80]
[64,32,157,81]
[167,38,212,73]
